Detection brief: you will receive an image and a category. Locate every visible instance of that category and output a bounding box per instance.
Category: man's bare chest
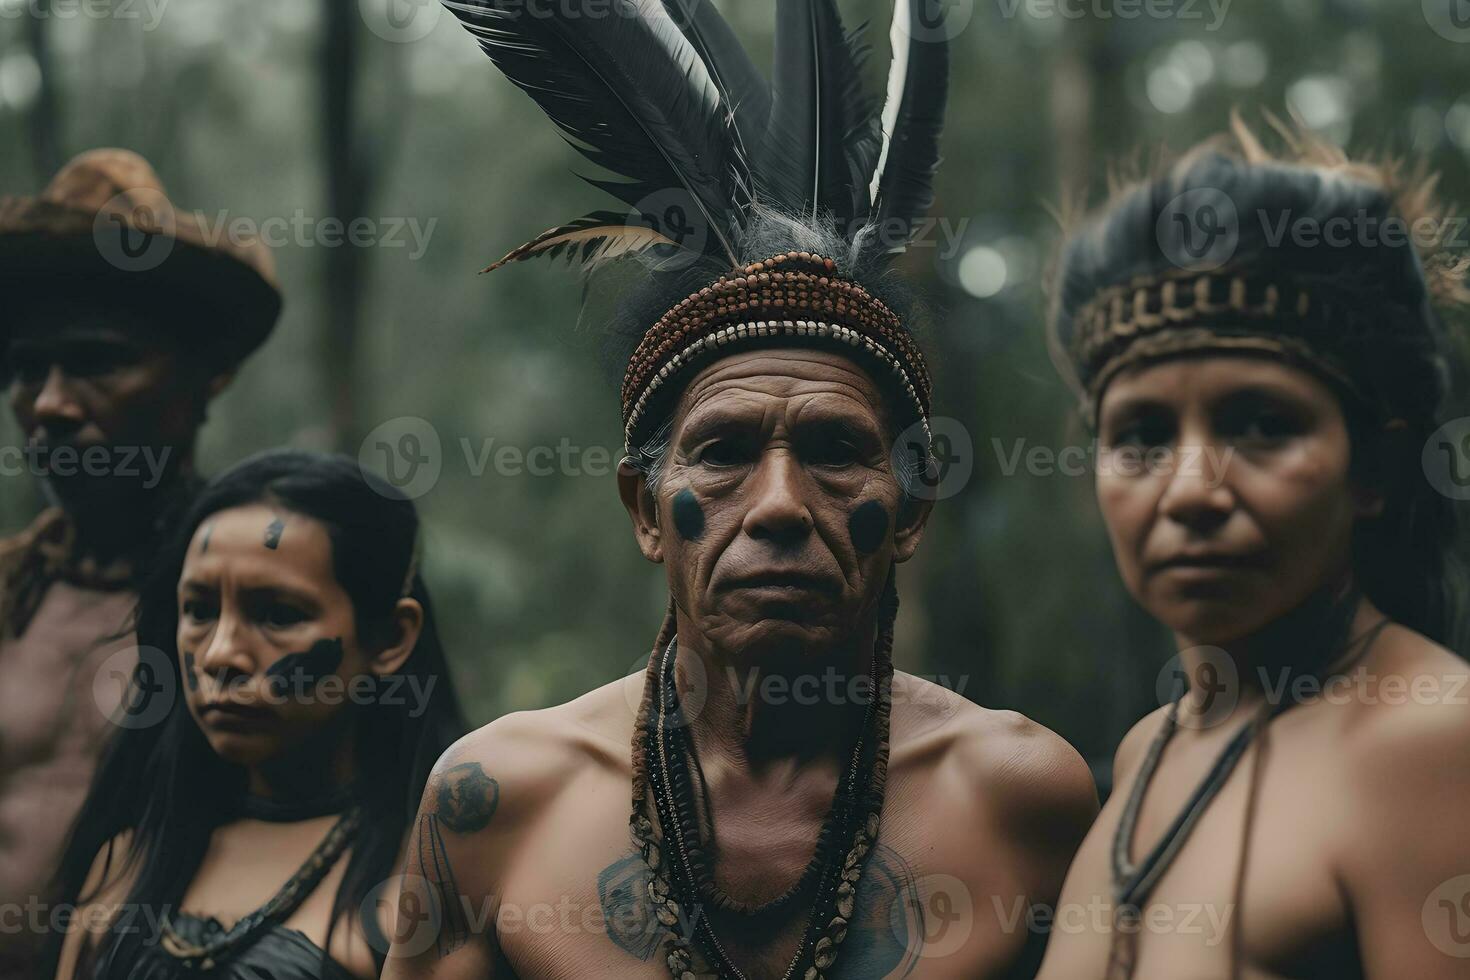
[0,583,135,775]
[492,768,957,980]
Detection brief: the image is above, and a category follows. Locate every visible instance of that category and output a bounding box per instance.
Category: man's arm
[939,710,1099,979]
[382,712,567,979]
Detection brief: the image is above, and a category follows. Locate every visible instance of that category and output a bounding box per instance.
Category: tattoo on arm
[417,810,473,958]
[436,762,500,832]
[415,763,500,957]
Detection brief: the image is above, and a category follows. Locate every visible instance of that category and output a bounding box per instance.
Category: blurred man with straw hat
[0,148,281,978]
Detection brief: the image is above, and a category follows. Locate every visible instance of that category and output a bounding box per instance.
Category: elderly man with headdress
[0,149,281,978]
[1037,117,1470,980]
[384,1,1098,978]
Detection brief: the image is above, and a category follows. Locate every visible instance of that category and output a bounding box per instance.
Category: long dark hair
[1049,120,1469,651]
[45,450,466,977]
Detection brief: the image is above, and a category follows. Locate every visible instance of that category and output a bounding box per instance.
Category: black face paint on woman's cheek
[672,489,706,541]
[849,501,890,555]
[183,652,200,692]
[264,637,344,697]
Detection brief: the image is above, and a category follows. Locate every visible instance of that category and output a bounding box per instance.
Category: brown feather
[480,220,681,274]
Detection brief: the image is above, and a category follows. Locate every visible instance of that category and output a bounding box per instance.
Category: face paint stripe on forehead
[199,523,213,554]
[849,500,890,556]
[263,516,285,550]
[672,489,706,541]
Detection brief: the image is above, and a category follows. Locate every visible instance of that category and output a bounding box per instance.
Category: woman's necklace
[157,806,362,970]
[1106,604,1391,979]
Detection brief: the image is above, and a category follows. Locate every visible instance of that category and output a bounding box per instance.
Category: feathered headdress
[1049,112,1469,428]
[444,0,950,453]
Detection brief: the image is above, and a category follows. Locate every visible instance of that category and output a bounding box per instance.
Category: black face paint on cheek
[183,652,200,693]
[263,517,285,550]
[672,489,706,541]
[848,501,890,555]
[264,637,344,697]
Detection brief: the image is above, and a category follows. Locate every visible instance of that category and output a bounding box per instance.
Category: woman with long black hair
[45,450,466,979]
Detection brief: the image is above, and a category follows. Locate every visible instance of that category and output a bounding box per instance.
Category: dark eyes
[179,596,309,628]
[1228,410,1302,441]
[1108,416,1173,450]
[698,439,752,467]
[695,437,863,469]
[801,438,862,467]
[1106,406,1305,449]
[10,346,136,384]
[181,598,219,622]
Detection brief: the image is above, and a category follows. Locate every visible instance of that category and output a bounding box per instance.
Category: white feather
[869,0,911,205]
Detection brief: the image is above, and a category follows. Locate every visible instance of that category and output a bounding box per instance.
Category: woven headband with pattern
[1068,269,1376,415]
[621,251,932,453]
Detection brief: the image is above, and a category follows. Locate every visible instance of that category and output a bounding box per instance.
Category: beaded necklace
[630,590,897,980]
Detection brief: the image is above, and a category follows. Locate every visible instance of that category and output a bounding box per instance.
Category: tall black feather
[444,0,746,263]
[661,0,771,158]
[865,0,949,259]
[758,0,878,226]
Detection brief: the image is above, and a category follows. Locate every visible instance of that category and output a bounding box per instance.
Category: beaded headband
[620,251,933,453]
[1068,268,1371,419]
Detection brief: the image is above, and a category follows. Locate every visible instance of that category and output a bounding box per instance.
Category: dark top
[93,911,357,980]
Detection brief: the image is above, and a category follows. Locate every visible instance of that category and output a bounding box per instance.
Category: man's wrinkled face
[6,300,211,496]
[622,349,929,658]
[1095,355,1374,645]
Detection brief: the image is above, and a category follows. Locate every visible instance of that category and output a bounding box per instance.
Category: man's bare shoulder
[891,674,1098,832]
[421,675,642,832]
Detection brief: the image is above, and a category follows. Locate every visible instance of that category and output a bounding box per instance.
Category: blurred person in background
[1038,116,1470,980]
[0,148,282,979]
